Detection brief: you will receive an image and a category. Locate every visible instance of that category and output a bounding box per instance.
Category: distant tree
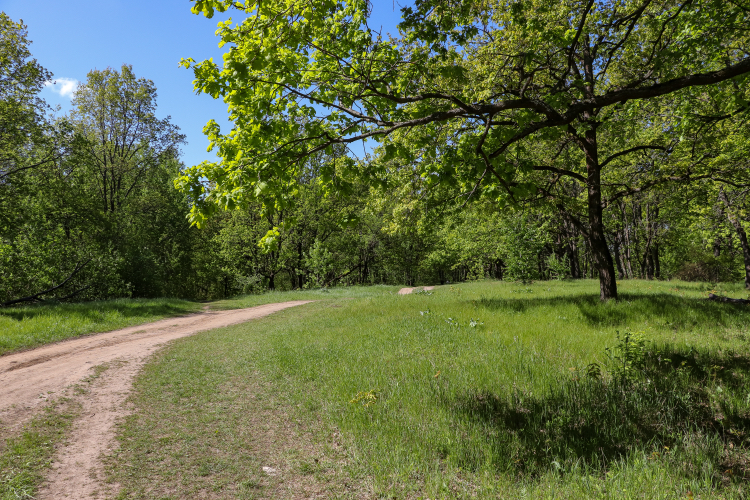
[65,65,198,297]
[0,12,57,181]
[71,65,185,214]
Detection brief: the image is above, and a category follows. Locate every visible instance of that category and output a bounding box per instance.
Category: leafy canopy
[179,0,750,226]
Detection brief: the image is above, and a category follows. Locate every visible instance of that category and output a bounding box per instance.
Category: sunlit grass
[0,298,202,355]
[107,279,750,498]
[0,401,77,500]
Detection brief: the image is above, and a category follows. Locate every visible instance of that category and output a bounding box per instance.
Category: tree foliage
[0,12,56,181]
[180,0,750,300]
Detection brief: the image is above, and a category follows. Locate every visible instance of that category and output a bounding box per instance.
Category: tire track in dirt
[0,301,312,499]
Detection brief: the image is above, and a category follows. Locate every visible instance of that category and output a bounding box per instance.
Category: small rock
[262,466,278,476]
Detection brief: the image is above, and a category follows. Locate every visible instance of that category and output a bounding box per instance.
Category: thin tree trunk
[619,200,634,279]
[613,231,625,279]
[719,189,750,289]
[735,228,750,289]
[562,215,581,278]
[646,251,655,280]
[297,241,304,289]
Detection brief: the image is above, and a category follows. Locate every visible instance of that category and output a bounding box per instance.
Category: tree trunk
[652,243,661,279]
[645,203,655,280]
[297,241,304,289]
[582,127,618,301]
[570,248,580,278]
[613,231,625,279]
[562,215,581,278]
[708,293,750,304]
[618,200,634,279]
[719,190,750,289]
[623,223,634,278]
[733,226,750,289]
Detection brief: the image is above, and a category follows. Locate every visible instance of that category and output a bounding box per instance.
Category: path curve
[0,301,312,499]
[397,286,436,295]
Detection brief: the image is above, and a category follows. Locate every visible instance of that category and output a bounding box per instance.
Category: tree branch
[604,172,713,206]
[533,165,586,183]
[599,145,666,169]
[1,259,92,307]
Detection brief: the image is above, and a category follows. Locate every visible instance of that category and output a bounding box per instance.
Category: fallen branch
[55,285,93,301]
[708,293,750,305]
[324,264,362,287]
[1,259,92,307]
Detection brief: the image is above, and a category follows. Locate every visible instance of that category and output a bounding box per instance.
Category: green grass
[0,298,203,355]
[106,279,750,499]
[0,401,77,500]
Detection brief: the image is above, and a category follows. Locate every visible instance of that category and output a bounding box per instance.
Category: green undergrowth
[0,298,202,355]
[105,280,750,498]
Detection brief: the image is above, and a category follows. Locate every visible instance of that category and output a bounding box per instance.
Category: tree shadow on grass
[476,292,750,330]
[444,344,750,486]
[0,300,197,323]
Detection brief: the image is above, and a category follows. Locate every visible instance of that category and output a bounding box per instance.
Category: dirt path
[397,286,435,295]
[0,301,312,499]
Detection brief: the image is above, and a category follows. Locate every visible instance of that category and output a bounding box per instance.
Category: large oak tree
[180,0,750,300]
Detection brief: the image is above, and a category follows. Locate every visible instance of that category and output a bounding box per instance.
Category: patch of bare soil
[37,360,136,499]
[0,301,312,499]
[397,286,436,295]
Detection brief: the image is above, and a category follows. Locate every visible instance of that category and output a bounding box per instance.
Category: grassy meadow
[104,280,750,499]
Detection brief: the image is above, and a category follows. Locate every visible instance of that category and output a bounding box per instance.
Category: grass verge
[0,298,203,356]
[0,401,78,500]
[107,279,750,499]
[210,284,402,310]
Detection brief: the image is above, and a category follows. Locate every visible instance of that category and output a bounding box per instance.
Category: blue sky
[2,0,405,169]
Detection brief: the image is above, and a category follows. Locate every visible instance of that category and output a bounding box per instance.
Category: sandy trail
[0,300,312,499]
[397,286,435,295]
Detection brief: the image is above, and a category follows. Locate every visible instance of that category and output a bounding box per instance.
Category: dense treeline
[2,8,750,305]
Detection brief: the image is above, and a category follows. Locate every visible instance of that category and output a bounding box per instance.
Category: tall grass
[107,279,750,499]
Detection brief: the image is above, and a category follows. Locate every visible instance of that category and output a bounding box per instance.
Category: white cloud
[44,78,79,98]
